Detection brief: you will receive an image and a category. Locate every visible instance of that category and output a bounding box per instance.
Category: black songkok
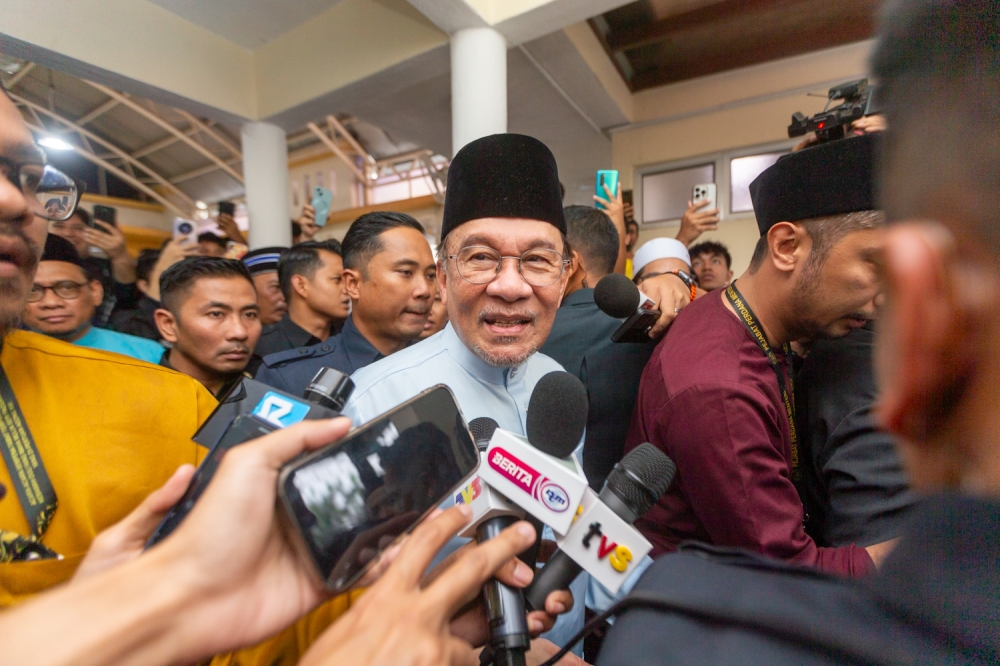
[41,233,83,266]
[441,134,566,240]
[749,132,879,235]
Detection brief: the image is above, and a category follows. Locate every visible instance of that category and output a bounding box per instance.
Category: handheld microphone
[524,443,676,609]
[594,273,660,343]
[468,417,531,666]
[478,372,590,536]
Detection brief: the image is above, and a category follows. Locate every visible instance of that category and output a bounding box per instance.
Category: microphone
[467,417,531,666]
[594,273,661,343]
[523,443,676,609]
[478,371,590,536]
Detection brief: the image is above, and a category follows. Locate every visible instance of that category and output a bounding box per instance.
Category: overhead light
[38,136,74,151]
[195,201,208,210]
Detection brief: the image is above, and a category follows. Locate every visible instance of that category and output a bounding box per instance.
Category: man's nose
[227,316,250,340]
[0,176,32,226]
[485,257,532,302]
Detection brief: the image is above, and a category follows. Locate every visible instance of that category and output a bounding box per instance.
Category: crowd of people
[0,1,997,664]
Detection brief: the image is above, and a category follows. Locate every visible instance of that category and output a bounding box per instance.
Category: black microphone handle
[523,549,581,612]
[478,515,531,666]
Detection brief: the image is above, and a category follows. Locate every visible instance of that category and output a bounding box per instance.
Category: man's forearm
[110,254,137,284]
[0,551,191,666]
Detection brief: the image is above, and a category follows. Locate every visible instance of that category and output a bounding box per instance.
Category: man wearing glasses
[21,233,163,363]
[0,81,215,604]
[339,133,584,651]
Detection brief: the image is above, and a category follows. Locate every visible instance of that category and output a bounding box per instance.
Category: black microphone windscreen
[526,371,588,459]
[594,273,641,319]
[606,443,676,517]
[469,417,500,446]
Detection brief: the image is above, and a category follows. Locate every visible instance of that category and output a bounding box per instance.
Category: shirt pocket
[0,552,86,607]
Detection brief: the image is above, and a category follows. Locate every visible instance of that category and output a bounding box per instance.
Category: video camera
[788,78,878,143]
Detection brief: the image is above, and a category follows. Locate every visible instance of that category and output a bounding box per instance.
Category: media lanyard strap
[724,282,801,483]
[0,348,59,562]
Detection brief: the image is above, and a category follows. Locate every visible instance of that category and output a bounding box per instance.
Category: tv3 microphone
[477,371,591,536]
[594,273,661,343]
[524,443,676,609]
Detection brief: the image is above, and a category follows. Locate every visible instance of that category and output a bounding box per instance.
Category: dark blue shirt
[254,316,383,395]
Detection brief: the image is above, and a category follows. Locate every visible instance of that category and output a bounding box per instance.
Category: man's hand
[216,213,246,245]
[298,204,319,242]
[146,237,199,300]
[637,272,693,339]
[864,538,899,569]
[73,465,196,582]
[300,507,546,666]
[676,199,719,246]
[525,638,590,666]
[84,220,137,283]
[595,183,629,275]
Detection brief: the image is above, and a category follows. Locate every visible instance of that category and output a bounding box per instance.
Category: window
[729,151,787,213]
[641,163,714,224]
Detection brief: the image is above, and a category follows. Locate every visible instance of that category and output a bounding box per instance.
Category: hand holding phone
[92,205,117,233]
[173,218,198,246]
[310,187,333,228]
[595,170,619,211]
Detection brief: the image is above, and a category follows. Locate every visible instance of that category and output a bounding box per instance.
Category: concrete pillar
[450,27,507,155]
[241,121,291,249]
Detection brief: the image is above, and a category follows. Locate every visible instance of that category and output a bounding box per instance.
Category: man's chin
[471,338,538,368]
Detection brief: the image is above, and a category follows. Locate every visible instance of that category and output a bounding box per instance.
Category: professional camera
[788,78,878,143]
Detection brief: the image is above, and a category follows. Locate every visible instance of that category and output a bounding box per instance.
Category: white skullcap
[632,238,691,276]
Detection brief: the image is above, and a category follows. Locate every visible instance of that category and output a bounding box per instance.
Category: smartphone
[92,205,117,233]
[692,183,719,217]
[310,186,333,228]
[218,201,236,217]
[595,170,619,210]
[278,385,479,592]
[173,218,198,245]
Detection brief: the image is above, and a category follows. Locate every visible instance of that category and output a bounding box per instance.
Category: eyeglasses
[449,246,569,287]
[27,281,87,302]
[1,158,80,222]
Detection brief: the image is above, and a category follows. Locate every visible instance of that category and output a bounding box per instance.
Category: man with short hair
[196,232,228,258]
[629,133,891,577]
[155,257,262,398]
[541,205,655,489]
[0,81,214,604]
[242,246,287,325]
[254,239,349,358]
[255,212,435,395]
[688,240,733,291]
[22,234,163,364]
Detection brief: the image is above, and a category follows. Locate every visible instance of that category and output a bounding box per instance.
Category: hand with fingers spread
[300,507,558,666]
[676,199,719,246]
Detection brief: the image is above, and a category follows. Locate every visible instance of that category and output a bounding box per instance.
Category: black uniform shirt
[254,313,335,359]
[540,287,655,489]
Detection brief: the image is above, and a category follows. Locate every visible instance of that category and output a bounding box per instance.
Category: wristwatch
[665,270,698,301]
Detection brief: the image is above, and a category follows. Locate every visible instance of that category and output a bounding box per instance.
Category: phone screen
[218,201,236,217]
[92,205,117,231]
[279,385,478,591]
[310,187,333,228]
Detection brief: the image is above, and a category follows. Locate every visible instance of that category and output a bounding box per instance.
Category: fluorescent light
[38,136,74,151]
[195,200,208,210]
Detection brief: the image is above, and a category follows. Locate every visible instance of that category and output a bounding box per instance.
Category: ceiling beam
[83,81,244,184]
[327,115,376,168]
[307,122,368,184]
[172,108,242,159]
[170,158,241,185]
[605,0,789,53]
[10,91,196,211]
[20,116,187,217]
[76,98,120,126]
[4,61,36,88]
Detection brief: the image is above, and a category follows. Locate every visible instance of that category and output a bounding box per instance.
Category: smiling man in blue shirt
[341,133,584,652]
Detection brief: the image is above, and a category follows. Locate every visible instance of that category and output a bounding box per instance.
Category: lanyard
[725,282,801,482]
[0,345,59,561]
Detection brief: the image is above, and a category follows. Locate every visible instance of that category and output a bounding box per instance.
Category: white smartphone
[692,183,720,219]
[172,218,198,246]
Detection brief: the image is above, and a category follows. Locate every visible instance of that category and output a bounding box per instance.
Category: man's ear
[136,279,150,297]
[87,279,104,307]
[342,268,362,301]
[874,222,972,445]
[767,222,809,274]
[290,274,310,300]
[153,308,179,344]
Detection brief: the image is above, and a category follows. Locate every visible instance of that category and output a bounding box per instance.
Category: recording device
[172,217,198,245]
[692,183,718,218]
[595,170,619,210]
[456,418,524,539]
[278,385,479,593]
[145,369,354,548]
[477,371,590,536]
[91,205,117,232]
[311,186,333,227]
[595,273,660,344]
[524,444,675,610]
[217,201,236,217]
[788,78,878,144]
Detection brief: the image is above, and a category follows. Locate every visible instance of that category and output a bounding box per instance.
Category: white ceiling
[144,0,348,49]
